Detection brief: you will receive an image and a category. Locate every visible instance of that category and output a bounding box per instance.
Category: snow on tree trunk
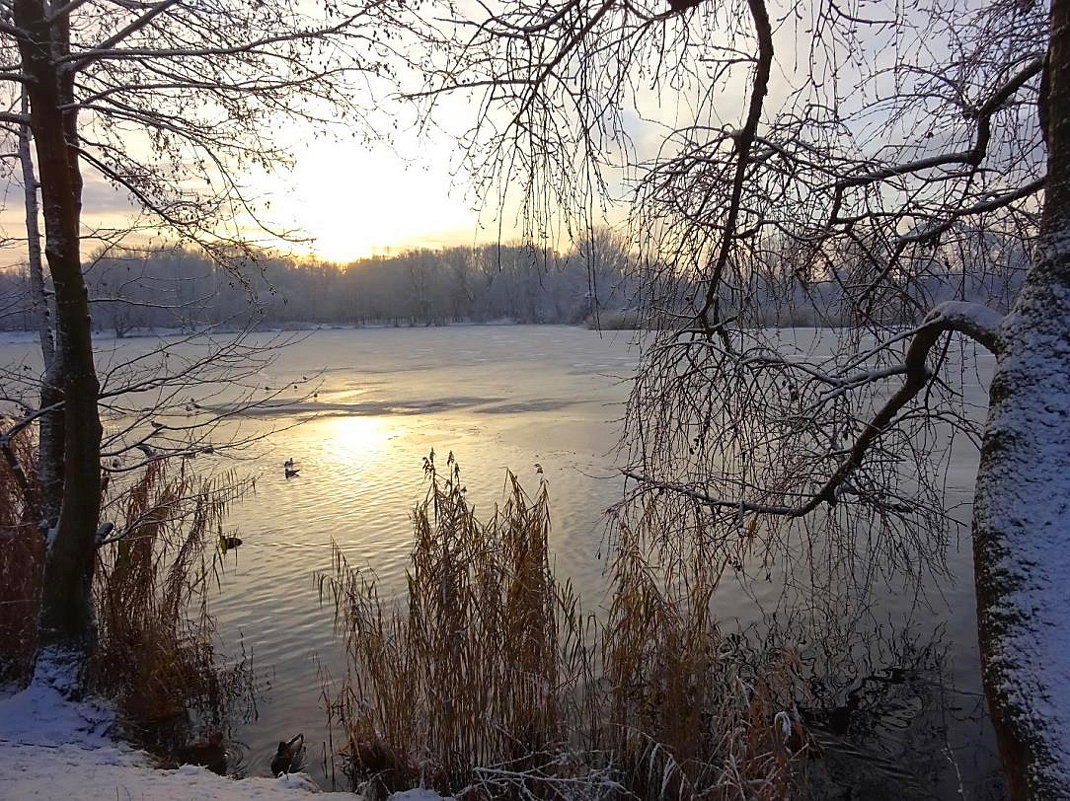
[973,0,1070,795]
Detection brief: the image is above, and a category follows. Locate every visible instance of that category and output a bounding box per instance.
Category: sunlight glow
[324,415,397,460]
[264,139,486,262]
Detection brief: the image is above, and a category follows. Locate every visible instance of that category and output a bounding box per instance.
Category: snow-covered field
[0,682,444,801]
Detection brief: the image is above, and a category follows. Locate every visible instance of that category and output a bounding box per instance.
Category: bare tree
[0,0,413,683]
[414,0,1068,794]
[12,87,62,527]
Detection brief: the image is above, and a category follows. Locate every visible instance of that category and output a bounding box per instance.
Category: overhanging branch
[628,301,1004,518]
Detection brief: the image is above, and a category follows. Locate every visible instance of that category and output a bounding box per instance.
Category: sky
[0,65,533,269]
[246,133,494,262]
[0,0,986,271]
[0,131,500,269]
[0,0,781,271]
[0,0,646,270]
[0,0,524,269]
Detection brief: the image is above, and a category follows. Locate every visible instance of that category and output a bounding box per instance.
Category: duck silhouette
[270,733,305,776]
[178,731,227,775]
[284,466,300,479]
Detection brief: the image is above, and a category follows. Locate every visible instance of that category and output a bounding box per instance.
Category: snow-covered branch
[925,300,1004,354]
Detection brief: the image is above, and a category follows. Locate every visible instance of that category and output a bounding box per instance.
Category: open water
[0,324,1006,798]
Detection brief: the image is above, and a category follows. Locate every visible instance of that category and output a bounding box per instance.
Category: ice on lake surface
[0,324,1007,797]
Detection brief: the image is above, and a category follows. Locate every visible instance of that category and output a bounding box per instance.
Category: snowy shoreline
[0,682,444,801]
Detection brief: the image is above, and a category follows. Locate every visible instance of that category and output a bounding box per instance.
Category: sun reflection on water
[318,415,397,461]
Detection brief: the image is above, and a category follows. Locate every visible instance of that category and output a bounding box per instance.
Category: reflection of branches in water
[742,604,1006,800]
[604,495,1000,797]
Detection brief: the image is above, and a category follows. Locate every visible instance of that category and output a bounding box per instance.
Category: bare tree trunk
[15,0,102,673]
[974,1,1070,795]
[19,87,64,529]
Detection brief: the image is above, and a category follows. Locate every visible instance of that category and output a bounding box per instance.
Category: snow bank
[2,742,337,800]
[0,682,114,747]
[0,684,450,801]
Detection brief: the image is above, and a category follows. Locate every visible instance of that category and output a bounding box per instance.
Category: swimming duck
[270,733,305,776]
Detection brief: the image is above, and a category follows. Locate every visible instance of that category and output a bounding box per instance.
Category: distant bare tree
[571,228,637,324]
[417,0,1067,794]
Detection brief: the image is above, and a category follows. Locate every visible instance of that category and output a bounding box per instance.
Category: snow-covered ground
[0,682,443,801]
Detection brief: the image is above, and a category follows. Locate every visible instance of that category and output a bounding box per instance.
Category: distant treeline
[0,230,1029,336]
[0,235,640,336]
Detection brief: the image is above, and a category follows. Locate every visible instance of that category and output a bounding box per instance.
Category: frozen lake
[0,324,1006,797]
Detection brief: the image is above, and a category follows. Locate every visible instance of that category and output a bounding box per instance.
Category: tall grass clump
[324,453,811,800]
[322,452,603,798]
[604,505,810,800]
[93,458,256,749]
[0,431,254,753]
[0,425,44,685]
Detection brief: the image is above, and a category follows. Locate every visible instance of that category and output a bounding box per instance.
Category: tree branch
[698,0,773,327]
[629,301,1004,518]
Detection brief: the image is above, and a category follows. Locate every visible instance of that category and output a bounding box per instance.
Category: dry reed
[324,453,812,800]
[322,452,603,798]
[93,458,256,750]
[0,425,44,684]
[0,431,255,755]
[604,505,811,801]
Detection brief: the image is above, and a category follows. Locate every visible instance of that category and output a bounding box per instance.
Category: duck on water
[271,734,305,776]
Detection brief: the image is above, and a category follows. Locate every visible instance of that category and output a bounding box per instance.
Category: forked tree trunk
[14,0,102,674]
[973,0,1070,795]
